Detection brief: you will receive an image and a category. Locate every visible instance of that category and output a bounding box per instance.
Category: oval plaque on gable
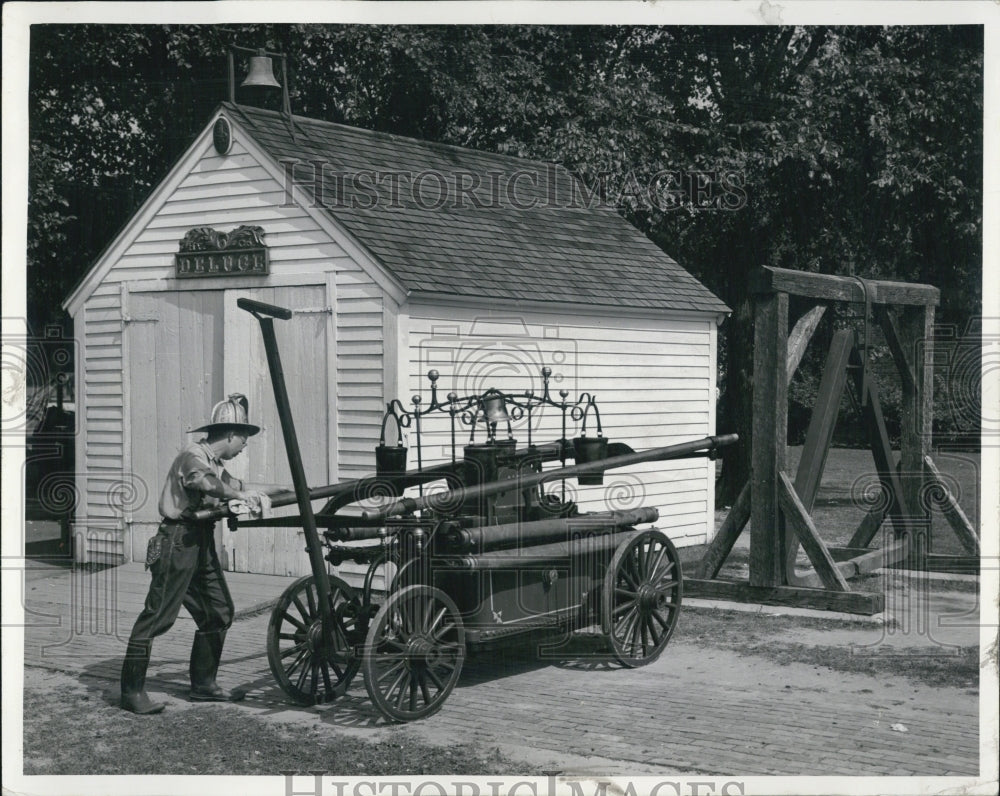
[213,117,232,155]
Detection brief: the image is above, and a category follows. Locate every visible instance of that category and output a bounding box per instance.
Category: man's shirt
[158,440,242,520]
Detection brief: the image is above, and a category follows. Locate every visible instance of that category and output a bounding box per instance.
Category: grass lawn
[710,446,981,556]
[785,445,981,556]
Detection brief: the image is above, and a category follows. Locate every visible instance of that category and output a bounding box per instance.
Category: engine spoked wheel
[267,574,362,705]
[362,584,465,722]
[601,529,682,668]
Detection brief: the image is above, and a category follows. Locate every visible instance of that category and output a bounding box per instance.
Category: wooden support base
[685,578,885,615]
[700,268,949,617]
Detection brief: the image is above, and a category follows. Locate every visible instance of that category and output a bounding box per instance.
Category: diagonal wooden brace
[924,455,980,555]
[778,471,849,591]
[786,305,826,379]
[698,481,750,578]
[849,345,914,540]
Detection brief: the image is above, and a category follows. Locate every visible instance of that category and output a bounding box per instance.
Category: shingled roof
[229,103,729,314]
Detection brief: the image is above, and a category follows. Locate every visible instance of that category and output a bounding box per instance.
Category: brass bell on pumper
[241,50,281,89]
[481,390,510,424]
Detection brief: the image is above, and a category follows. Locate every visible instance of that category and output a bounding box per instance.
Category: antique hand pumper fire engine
[194,299,737,722]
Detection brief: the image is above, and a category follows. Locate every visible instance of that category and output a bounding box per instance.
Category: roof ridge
[221,101,579,176]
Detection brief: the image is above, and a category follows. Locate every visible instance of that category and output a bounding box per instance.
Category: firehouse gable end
[64,105,729,573]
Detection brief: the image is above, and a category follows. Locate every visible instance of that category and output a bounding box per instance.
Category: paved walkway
[18,560,984,777]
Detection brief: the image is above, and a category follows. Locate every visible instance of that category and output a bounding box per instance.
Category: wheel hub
[637,583,661,610]
[306,619,325,652]
[405,635,441,666]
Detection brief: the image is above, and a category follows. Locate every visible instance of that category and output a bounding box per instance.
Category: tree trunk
[716,293,755,507]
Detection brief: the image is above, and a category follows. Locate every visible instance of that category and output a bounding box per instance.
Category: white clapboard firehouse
[64,103,730,574]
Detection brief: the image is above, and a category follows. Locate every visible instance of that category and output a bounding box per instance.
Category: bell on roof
[241,49,281,89]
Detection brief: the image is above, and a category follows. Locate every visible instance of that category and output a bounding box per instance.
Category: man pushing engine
[120,393,291,714]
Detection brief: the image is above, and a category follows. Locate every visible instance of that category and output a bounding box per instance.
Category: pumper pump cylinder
[363,434,738,522]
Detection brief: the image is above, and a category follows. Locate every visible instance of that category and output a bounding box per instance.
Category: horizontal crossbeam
[752,266,939,306]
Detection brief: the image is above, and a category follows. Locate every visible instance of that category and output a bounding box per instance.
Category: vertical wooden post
[899,305,935,553]
[750,290,788,586]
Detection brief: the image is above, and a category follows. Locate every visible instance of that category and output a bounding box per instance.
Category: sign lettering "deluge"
[175,224,270,279]
[176,249,268,277]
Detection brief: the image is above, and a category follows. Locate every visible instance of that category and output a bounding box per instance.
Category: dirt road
[18,585,984,778]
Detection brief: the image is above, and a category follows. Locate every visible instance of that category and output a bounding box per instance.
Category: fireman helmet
[190,393,260,436]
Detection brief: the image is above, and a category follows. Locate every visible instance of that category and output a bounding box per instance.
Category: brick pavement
[17,561,983,777]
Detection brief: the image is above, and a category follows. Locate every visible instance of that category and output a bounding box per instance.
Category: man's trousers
[127,520,234,643]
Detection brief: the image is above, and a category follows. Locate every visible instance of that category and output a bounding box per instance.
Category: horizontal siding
[108,248,350,283]
[165,176,281,203]
[116,240,344,264]
[180,160,273,184]
[133,215,322,242]
[81,301,125,560]
[155,188,292,216]
[84,321,124,337]
[83,407,122,421]
[85,394,126,407]
[336,273,384,480]
[406,306,716,545]
[85,293,121,310]
[144,204,309,231]
[123,235,342,260]
[337,395,386,414]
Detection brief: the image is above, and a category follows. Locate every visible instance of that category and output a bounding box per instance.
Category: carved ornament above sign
[175,225,269,278]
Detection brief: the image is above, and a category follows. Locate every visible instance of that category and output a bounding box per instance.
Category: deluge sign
[175,225,269,278]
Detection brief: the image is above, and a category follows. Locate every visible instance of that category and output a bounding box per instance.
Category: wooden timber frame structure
[687,266,980,615]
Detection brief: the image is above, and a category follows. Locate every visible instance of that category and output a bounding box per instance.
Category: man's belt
[161,515,217,529]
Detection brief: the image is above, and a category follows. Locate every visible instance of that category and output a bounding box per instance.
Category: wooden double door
[126,285,331,575]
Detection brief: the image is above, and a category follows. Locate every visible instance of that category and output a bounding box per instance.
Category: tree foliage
[27,25,983,497]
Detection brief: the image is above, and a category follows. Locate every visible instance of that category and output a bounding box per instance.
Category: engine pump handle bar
[237,297,293,320]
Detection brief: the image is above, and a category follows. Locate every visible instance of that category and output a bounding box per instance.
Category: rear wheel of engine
[601,529,682,667]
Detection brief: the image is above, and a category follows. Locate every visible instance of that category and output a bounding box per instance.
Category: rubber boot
[120,639,166,714]
[189,629,241,701]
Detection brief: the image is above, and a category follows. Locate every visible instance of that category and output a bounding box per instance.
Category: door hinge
[294,306,333,315]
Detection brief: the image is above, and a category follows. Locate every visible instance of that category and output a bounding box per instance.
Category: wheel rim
[362,584,465,722]
[602,530,682,667]
[266,574,362,705]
